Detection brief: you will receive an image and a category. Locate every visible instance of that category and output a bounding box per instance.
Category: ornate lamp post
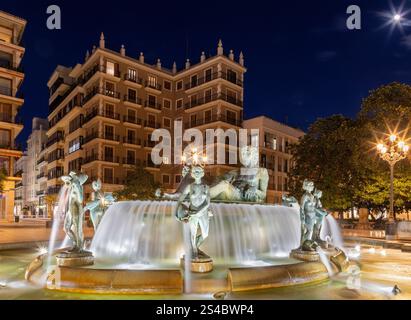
[376,134,409,223]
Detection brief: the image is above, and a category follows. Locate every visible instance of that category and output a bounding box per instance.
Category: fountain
[25,148,348,295]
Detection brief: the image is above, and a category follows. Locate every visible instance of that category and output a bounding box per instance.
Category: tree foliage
[113,165,160,201]
[289,82,411,215]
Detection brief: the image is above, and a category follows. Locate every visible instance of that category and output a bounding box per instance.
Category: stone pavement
[0,224,94,250]
[345,235,411,252]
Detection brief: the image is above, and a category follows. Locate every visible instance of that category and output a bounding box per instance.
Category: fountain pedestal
[56,250,94,267]
[180,254,213,273]
[290,249,320,262]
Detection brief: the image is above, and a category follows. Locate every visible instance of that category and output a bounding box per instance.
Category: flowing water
[46,185,69,269]
[90,201,342,266]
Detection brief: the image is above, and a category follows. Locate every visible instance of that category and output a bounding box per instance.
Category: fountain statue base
[56,250,94,267]
[290,249,320,262]
[180,252,213,273]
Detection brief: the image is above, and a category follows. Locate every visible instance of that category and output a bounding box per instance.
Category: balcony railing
[184,72,243,90]
[0,85,23,99]
[36,190,46,196]
[36,157,46,165]
[144,81,162,91]
[103,177,124,185]
[123,137,142,145]
[46,133,64,147]
[144,100,162,111]
[123,115,143,126]
[144,120,161,129]
[144,160,160,169]
[36,173,46,179]
[185,114,242,128]
[122,157,137,165]
[124,95,142,105]
[83,132,121,144]
[124,74,144,85]
[184,93,243,109]
[83,86,121,105]
[144,140,156,148]
[0,144,22,151]
[84,109,120,123]
[0,60,24,73]
[47,186,61,195]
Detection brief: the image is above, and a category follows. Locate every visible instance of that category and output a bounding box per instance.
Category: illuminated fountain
[25,147,348,295]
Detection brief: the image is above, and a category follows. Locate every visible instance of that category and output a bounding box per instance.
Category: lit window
[148,75,157,87]
[106,61,115,76]
[251,134,259,147]
[273,138,277,150]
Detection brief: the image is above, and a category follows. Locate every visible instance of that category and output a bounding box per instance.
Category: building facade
[14,151,26,216]
[0,11,26,222]
[243,116,304,204]
[45,35,245,200]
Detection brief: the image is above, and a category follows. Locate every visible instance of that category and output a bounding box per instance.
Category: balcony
[144,100,162,111]
[124,95,142,105]
[184,93,243,109]
[124,74,144,85]
[184,72,243,90]
[0,60,24,73]
[36,157,46,165]
[144,160,160,169]
[122,157,137,166]
[144,81,162,92]
[0,85,24,99]
[0,113,23,125]
[84,109,120,123]
[0,143,22,151]
[83,86,121,105]
[123,115,143,126]
[83,154,121,165]
[83,132,121,144]
[185,114,242,128]
[144,140,156,148]
[36,190,46,196]
[123,137,142,146]
[46,132,64,147]
[15,196,23,200]
[36,172,46,179]
[144,120,161,129]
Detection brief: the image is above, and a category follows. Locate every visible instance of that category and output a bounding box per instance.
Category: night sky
[2,0,411,146]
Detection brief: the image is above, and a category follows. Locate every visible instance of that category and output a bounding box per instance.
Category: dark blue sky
[3,0,411,145]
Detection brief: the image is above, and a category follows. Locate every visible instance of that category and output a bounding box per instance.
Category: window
[147,114,156,128]
[0,52,12,69]
[163,99,171,109]
[226,110,237,124]
[176,99,183,109]
[104,146,114,162]
[204,89,212,103]
[105,103,114,117]
[164,80,171,90]
[104,125,114,140]
[148,95,156,107]
[127,88,137,103]
[163,156,170,164]
[190,95,197,107]
[126,129,136,143]
[204,110,212,122]
[205,68,212,82]
[127,109,136,122]
[127,68,137,81]
[162,175,170,184]
[147,75,157,88]
[251,133,259,147]
[68,137,81,154]
[126,150,136,164]
[163,117,171,128]
[176,80,183,91]
[106,61,115,76]
[175,175,182,184]
[0,77,12,96]
[0,26,12,43]
[226,69,237,84]
[103,168,114,184]
[191,114,197,126]
[191,75,198,87]
[278,158,282,172]
[0,157,9,175]
[104,81,115,97]
[272,138,277,150]
[0,129,10,148]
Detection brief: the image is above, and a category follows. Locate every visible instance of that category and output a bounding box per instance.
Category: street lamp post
[377,134,409,226]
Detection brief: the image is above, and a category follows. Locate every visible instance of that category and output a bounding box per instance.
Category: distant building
[14,151,27,215]
[0,10,26,221]
[45,36,245,199]
[243,116,304,204]
[14,118,48,217]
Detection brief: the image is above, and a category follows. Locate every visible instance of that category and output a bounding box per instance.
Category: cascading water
[90,200,342,267]
[45,185,69,269]
[321,215,345,251]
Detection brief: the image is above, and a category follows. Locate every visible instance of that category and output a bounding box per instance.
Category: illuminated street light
[393,14,402,22]
[376,133,409,223]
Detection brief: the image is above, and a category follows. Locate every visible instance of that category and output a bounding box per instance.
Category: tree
[289,115,363,212]
[113,165,160,200]
[289,82,411,217]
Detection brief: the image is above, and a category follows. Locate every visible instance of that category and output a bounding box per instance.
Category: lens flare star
[377,1,411,37]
